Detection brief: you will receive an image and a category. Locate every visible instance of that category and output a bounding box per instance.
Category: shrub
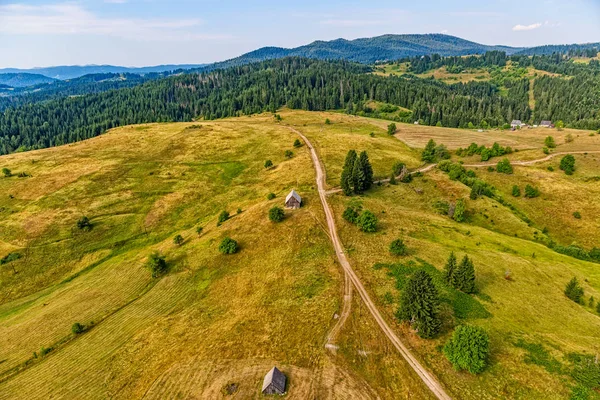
[389,173,397,184]
[264,160,273,169]
[173,234,184,246]
[284,150,293,158]
[392,162,406,177]
[560,154,576,175]
[421,139,437,163]
[268,206,285,222]
[524,184,540,198]
[0,252,22,265]
[325,118,331,125]
[389,239,408,256]
[543,147,549,155]
[496,158,513,174]
[146,252,167,278]
[453,199,466,222]
[1,168,11,177]
[217,210,230,226]
[219,237,238,254]
[565,277,584,304]
[196,226,203,236]
[357,210,378,232]
[512,185,521,197]
[71,322,85,335]
[443,325,490,374]
[573,211,582,219]
[597,302,600,314]
[397,270,441,339]
[343,206,359,224]
[266,192,276,200]
[293,139,302,148]
[544,136,556,148]
[76,216,92,231]
[547,166,554,171]
[236,208,242,214]
[387,123,397,135]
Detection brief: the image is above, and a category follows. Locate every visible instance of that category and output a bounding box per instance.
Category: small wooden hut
[285,190,301,209]
[261,366,287,395]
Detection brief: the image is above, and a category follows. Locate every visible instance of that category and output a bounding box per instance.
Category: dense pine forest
[1,52,600,155]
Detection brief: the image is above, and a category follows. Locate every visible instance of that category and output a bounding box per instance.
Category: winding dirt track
[289,127,451,400]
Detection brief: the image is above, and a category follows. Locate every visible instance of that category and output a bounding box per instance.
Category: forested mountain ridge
[214,34,522,66]
[0,73,56,88]
[0,57,532,155]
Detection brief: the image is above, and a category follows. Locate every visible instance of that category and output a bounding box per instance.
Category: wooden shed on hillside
[262,367,287,395]
[285,190,301,209]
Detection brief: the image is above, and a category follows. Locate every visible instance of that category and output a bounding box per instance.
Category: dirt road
[289,127,451,400]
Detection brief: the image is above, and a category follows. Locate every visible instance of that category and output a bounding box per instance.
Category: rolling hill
[0,73,56,88]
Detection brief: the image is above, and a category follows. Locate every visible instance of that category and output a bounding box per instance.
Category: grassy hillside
[1,110,599,399]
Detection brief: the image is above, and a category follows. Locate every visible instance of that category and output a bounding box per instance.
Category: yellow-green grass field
[1,110,599,399]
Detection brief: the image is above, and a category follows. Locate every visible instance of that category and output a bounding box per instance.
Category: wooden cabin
[285,190,301,209]
[262,366,287,395]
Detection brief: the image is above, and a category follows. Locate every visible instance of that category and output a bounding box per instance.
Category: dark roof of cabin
[262,367,286,393]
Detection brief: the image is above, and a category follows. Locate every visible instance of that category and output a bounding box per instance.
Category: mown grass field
[1,110,599,399]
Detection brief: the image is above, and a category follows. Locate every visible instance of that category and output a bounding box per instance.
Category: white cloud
[512,23,543,31]
[0,3,231,41]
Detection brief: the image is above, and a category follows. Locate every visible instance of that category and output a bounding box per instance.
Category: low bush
[219,237,239,254]
[389,239,408,256]
[268,206,285,222]
[443,325,490,374]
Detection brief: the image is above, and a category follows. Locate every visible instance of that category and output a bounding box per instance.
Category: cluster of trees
[343,206,378,232]
[0,57,533,155]
[455,142,513,161]
[444,252,476,294]
[560,154,576,175]
[340,150,374,195]
[421,139,450,163]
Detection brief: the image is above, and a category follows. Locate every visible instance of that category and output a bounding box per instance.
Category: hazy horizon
[1,0,599,69]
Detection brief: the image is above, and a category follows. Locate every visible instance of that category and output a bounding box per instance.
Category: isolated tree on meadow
[454,255,476,294]
[524,184,540,198]
[219,237,239,254]
[443,325,490,374]
[398,270,441,339]
[293,139,302,148]
[173,234,184,246]
[146,252,167,278]
[544,136,556,148]
[342,206,359,224]
[264,160,273,169]
[268,206,285,222]
[387,123,397,135]
[284,150,293,158]
[2,168,11,177]
[512,185,521,197]
[77,216,92,231]
[341,150,357,195]
[359,151,374,190]
[217,210,230,226]
[389,239,408,256]
[559,154,576,175]
[565,277,584,304]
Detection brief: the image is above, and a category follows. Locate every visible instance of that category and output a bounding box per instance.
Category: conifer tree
[421,139,437,163]
[359,151,373,190]
[454,255,476,294]
[398,270,441,339]
[445,252,457,285]
[352,157,366,194]
[341,150,357,196]
[564,277,584,303]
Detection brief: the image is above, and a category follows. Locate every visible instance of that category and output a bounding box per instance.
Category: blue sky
[1,0,599,68]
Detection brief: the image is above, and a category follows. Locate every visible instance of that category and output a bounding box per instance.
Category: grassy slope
[1,110,599,399]
[281,110,600,399]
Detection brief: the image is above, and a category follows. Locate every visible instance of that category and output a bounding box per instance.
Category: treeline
[534,73,600,130]
[0,57,531,155]
[510,54,600,76]
[404,51,508,74]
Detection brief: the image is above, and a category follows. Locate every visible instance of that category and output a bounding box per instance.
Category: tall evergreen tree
[359,150,373,190]
[454,255,476,294]
[341,150,357,196]
[397,270,441,339]
[444,252,457,285]
[352,157,366,194]
[421,139,437,163]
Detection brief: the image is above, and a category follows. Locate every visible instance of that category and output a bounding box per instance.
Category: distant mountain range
[0,64,205,81]
[1,34,598,87]
[0,73,56,88]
